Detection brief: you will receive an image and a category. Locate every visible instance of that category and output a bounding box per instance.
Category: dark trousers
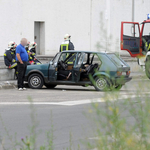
[17,62,27,89]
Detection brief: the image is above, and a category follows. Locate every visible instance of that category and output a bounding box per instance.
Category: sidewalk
[0,72,146,90]
[0,80,17,89]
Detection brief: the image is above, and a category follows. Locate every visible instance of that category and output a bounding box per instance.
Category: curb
[0,81,17,90]
[132,75,147,79]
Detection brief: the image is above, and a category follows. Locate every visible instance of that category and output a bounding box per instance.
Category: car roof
[60,50,107,54]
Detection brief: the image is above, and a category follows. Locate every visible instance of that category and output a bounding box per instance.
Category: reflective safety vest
[60,41,75,64]
[60,42,70,64]
[61,43,69,52]
[145,42,150,51]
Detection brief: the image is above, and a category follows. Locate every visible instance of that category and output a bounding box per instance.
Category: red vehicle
[120,14,150,57]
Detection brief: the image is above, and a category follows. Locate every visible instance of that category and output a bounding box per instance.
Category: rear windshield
[107,54,126,67]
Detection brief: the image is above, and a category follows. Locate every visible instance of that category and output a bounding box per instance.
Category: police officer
[4,41,18,76]
[59,34,74,52]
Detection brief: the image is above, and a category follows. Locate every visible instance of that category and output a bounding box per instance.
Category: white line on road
[0,95,146,106]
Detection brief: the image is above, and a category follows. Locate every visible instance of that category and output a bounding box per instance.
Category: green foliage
[85,85,150,150]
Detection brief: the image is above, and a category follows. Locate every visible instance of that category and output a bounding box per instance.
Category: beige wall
[0,0,150,56]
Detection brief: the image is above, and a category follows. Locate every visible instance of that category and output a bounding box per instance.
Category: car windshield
[143,23,150,36]
[107,54,126,67]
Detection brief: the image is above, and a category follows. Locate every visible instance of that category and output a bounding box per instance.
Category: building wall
[0,0,149,56]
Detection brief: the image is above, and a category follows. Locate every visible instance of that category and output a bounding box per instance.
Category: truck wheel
[145,61,150,79]
[28,73,44,89]
[94,76,110,91]
[45,84,57,89]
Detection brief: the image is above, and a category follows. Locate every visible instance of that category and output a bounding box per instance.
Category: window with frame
[91,54,102,65]
[59,52,76,64]
[75,53,84,68]
[123,23,140,37]
[143,23,150,36]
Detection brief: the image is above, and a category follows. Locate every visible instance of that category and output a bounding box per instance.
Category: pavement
[0,100,141,150]
[0,78,150,149]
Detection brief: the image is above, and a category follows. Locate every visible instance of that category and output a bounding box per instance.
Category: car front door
[121,22,141,57]
[73,52,85,82]
[48,53,61,81]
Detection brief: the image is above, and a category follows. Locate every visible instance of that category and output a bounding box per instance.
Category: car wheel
[45,84,57,89]
[28,73,44,89]
[94,76,110,91]
[145,61,150,79]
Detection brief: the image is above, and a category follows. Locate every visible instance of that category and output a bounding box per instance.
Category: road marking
[0,95,147,106]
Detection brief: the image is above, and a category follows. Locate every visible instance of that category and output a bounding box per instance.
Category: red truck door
[121,22,141,57]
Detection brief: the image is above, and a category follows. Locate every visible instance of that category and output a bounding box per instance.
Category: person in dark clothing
[29,41,37,54]
[59,34,74,52]
[29,42,41,65]
[16,38,28,91]
[25,41,32,65]
[29,42,37,64]
[145,40,150,52]
[4,41,18,76]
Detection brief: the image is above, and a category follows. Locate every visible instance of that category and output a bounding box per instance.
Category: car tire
[145,61,150,79]
[94,76,110,91]
[28,73,44,89]
[45,84,57,89]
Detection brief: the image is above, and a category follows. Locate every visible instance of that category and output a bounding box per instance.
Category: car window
[123,23,140,37]
[143,23,150,36]
[75,53,84,68]
[66,53,77,64]
[53,53,61,64]
[59,52,77,64]
[91,54,102,66]
[59,53,69,62]
[107,54,126,67]
[83,53,88,64]
[83,53,102,66]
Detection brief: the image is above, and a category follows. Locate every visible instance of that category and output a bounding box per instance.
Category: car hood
[27,63,49,70]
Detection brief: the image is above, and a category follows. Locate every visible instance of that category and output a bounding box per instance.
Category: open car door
[49,53,61,81]
[73,52,85,82]
[121,22,141,57]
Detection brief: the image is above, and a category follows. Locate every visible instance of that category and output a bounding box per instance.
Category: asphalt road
[0,78,150,149]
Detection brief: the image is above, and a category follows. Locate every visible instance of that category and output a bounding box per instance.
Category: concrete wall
[0,0,150,56]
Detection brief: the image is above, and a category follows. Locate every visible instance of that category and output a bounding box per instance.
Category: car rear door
[121,22,141,57]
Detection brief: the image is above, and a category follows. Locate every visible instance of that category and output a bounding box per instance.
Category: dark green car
[25,51,132,91]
